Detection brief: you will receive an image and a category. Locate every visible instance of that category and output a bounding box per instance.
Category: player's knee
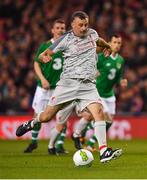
[97,104,105,119]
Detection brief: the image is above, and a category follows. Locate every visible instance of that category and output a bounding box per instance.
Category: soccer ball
[73,149,94,167]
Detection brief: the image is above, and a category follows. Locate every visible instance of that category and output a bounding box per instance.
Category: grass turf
[0,139,147,179]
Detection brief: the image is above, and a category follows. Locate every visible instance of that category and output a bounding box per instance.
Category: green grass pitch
[0,139,147,179]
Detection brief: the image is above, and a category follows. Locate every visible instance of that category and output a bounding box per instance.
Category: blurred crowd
[0,0,147,115]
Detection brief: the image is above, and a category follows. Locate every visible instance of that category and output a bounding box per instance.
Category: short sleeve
[90,29,99,42]
[49,33,68,53]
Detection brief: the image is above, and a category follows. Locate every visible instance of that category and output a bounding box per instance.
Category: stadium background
[0,0,147,139]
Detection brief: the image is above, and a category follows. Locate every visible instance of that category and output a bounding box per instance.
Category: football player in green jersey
[24,19,66,153]
[74,34,128,151]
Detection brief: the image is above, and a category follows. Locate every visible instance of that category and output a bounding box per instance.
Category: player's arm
[34,61,50,89]
[95,70,100,78]
[39,34,67,63]
[96,46,104,53]
[96,38,112,57]
[39,49,54,63]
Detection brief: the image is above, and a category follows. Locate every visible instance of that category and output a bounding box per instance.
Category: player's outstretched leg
[24,122,41,153]
[16,104,61,137]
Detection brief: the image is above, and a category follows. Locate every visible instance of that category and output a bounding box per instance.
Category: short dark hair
[52,19,65,27]
[71,11,88,22]
[109,34,122,41]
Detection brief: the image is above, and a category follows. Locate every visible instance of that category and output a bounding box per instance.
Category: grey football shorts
[48,78,102,112]
[56,101,77,124]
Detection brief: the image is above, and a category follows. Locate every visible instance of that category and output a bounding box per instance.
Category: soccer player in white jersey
[16,11,122,163]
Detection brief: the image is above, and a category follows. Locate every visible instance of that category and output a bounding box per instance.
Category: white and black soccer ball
[73,149,94,167]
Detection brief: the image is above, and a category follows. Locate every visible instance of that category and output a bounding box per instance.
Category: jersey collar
[110,53,118,60]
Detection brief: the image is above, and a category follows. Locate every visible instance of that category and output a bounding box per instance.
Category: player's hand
[41,78,50,90]
[103,47,112,57]
[120,79,128,89]
[39,50,52,63]
[95,70,100,78]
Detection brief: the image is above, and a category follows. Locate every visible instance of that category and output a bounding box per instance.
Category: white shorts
[48,78,102,112]
[101,96,116,115]
[32,86,54,114]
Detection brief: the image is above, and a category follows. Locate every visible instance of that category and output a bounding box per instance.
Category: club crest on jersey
[117,63,121,69]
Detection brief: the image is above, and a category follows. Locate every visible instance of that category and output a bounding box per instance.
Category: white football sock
[94,121,107,155]
[48,127,60,149]
[73,118,89,137]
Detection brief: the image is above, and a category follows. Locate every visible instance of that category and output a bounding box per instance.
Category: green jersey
[34,40,64,89]
[96,53,124,98]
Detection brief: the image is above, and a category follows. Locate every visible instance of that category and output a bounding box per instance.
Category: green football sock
[56,127,67,149]
[86,135,97,147]
[32,122,41,144]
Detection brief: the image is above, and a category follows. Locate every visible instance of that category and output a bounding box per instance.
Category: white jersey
[49,28,99,81]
